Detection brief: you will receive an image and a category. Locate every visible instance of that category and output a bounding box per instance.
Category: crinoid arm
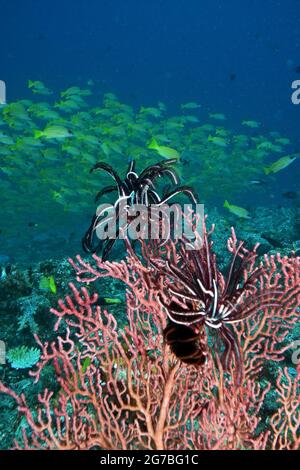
[94,185,118,203]
[157,185,198,205]
[90,162,125,194]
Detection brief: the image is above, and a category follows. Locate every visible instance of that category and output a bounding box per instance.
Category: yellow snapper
[61,86,81,97]
[215,128,228,137]
[39,275,57,294]
[223,200,251,219]
[61,86,91,97]
[37,109,61,120]
[54,100,81,111]
[28,80,53,95]
[209,113,226,121]
[184,115,199,123]
[74,132,100,146]
[263,154,298,175]
[242,120,260,128]
[62,144,81,156]
[140,106,162,118]
[275,137,290,146]
[207,135,228,147]
[199,124,215,132]
[181,102,201,110]
[0,133,14,145]
[147,137,180,160]
[81,357,91,374]
[98,297,122,305]
[16,136,44,148]
[34,126,73,140]
[257,141,276,151]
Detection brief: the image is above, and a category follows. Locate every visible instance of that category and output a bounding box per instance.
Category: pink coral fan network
[0,220,299,450]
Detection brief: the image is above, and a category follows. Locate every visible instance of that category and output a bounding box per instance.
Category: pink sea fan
[0,222,299,450]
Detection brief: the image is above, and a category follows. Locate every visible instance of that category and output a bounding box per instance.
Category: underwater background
[0,0,300,265]
[0,0,300,450]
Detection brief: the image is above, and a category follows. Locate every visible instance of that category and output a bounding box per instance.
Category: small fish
[81,357,91,374]
[16,137,44,148]
[0,133,14,145]
[229,73,237,81]
[199,124,215,132]
[249,179,266,186]
[181,102,201,110]
[148,137,180,160]
[261,233,284,248]
[54,99,81,111]
[282,191,299,199]
[257,141,282,152]
[61,86,81,97]
[98,297,122,305]
[39,275,57,294]
[61,86,91,98]
[275,137,290,146]
[34,126,73,140]
[28,222,38,227]
[242,120,260,128]
[74,132,100,146]
[36,109,60,121]
[257,141,273,150]
[207,135,228,147]
[158,101,166,112]
[62,144,81,157]
[264,154,298,175]
[294,65,300,74]
[209,113,226,121]
[269,131,281,139]
[140,106,162,118]
[271,145,283,153]
[28,80,52,95]
[215,128,228,137]
[184,115,199,123]
[223,200,251,219]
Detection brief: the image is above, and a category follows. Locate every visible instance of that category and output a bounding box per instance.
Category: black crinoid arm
[82,159,198,260]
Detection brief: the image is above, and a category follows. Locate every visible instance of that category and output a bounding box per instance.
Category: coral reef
[6,346,40,370]
[0,222,299,450]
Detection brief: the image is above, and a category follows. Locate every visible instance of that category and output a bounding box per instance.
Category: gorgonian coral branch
[0,220,299,450]
[270,366,300,450]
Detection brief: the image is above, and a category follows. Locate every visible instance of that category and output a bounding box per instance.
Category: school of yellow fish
[0,80,298,242]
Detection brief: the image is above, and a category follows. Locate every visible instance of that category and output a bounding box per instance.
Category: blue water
[1,0,299,138]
